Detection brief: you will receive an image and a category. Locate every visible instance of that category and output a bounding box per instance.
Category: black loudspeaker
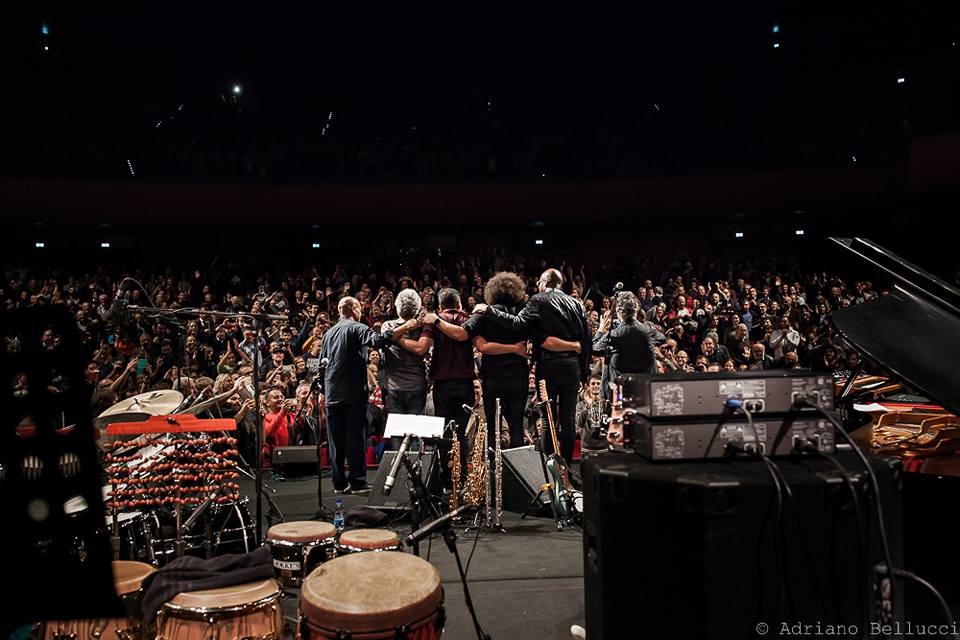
[367,452,438,512]
[272,445,319,479]
[501,445,551,513]
[582,450,903,639]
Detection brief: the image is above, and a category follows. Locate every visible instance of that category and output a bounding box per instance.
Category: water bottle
[333,498,345,532]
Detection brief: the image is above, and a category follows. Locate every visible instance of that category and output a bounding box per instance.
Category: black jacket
[318,318,394,405]
[592,319,657,379]
[484,288,592,382]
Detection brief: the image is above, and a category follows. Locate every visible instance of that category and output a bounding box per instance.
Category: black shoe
[349,482,371,495]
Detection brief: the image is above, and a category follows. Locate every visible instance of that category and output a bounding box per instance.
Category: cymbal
[97,390,184,430]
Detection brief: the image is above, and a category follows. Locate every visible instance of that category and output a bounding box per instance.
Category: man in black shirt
[592,292,657,382]
[462,272,530,448]
[473,268,591,465]
[319,296,416,493]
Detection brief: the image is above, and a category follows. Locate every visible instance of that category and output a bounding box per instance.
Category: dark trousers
[538,357,580,466]
[386,388,427,415]
[433,378,475,482]
[325,401,368,490]
[481,373,528,450]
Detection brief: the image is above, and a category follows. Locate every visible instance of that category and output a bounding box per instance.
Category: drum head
[112,560,155,595]
[168,579,279,611]
[302,553,441,634]
[338,529,399,550]
[268,521,336,543]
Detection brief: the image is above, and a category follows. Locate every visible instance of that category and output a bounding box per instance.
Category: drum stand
[231,440,285,528]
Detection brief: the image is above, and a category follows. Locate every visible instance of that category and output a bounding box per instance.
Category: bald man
[319,296,418,494]
[473,268,591,465]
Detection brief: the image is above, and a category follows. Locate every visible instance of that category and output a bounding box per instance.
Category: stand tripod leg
[520,484,551,520]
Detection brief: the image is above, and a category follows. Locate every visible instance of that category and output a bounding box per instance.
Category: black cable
[464,517,483,577]
[763,457,833,622]
[822,453,867,640]
[804,404,896,617]
[892,569,959,640]
[735,406,788,616]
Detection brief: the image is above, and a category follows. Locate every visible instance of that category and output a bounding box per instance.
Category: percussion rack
[123,304,288,544]
[105,414,240,561]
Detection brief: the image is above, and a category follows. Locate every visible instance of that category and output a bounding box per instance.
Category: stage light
[100,242,111,249]
[35,242,45,249]
[772,24,779,34]
[126,159,135,176]
[43,45,49,52]
[795,229,805,236]
[735,232,744,239]
[772,42,780,49]
[312,242,320,249]
[41,23,49,36]
[232,85,241,94]
[851,155,857,163]
[535,239,544,246]
[896,77,906,84]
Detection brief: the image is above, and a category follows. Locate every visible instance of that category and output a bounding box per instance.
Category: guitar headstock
[538,379,549,403]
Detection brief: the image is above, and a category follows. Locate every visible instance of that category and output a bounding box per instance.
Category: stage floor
[240,470,586,639]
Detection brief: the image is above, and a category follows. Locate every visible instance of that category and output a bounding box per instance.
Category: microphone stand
[290,361,332,520]
[399,437,444,557]
[405,501,490,640]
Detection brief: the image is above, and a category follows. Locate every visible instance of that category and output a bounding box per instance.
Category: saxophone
[461,408,487,508]
[449,434,461,516]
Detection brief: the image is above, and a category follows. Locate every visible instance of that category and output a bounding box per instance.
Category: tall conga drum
[45,560,155,640]
[335,529,401,556]
[156,579,282,640]
[301,552,444,639]
[267,521,337,587]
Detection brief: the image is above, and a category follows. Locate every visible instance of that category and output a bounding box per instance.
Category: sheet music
[384,413,446,439]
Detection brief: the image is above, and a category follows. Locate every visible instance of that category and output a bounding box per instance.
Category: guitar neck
[539,380,561,455]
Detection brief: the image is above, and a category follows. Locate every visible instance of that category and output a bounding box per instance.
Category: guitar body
[538,380,578,528]
[545,454,574,521]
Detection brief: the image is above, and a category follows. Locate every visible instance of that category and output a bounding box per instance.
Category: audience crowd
[3,247,882,463]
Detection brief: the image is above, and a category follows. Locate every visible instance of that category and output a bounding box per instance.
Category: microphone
[463,403,475,414]
[383,432,413,496]
[404,505,473,546]
[106,289,128,323]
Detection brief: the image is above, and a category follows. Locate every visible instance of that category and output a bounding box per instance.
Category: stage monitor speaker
[582,450,903,639]
[501,445,551,513]
[272,445,319,479]
[367,451,438,512]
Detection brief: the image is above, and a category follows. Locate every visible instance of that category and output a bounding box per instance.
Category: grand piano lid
[830,237,960,417]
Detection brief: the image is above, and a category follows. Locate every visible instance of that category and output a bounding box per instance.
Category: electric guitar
[538,380,576,527]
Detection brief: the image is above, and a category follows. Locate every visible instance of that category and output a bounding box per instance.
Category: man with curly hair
[473,268,591,465]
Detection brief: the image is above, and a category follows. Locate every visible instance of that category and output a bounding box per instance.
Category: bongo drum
[267,521,337,587]
[156,579,282,640]
[300,553,444,639]
[335,529,401,556]
[45,560,155,640]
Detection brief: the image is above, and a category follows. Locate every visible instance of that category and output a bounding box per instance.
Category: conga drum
[156,579,282,640]
[301,553,444,639]
[45,560,155,640]
[335,529,401,556]
[267,521,337,587]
